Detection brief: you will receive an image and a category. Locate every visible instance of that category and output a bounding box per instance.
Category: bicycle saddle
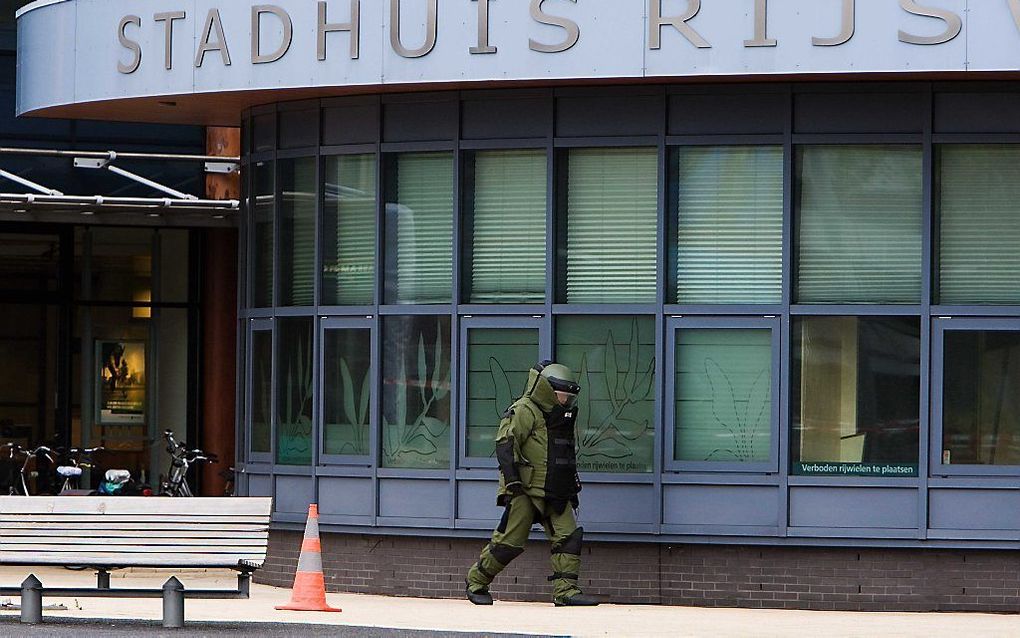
[57,466,83,478]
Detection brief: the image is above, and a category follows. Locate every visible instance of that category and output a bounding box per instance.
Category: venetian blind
[251,162,274,308]
[676,146,783,304]
[796,146,922,304]
[470,150,547,304]
[280,158,316,306]
[393,153,454,304]
[323,154,376,306]
[939,145,1020,305]
[566,148,658,304]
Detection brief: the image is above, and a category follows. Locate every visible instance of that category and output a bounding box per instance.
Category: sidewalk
[0,566,1016,637]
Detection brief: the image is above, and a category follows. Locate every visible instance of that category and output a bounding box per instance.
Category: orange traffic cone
[275,504,342,612]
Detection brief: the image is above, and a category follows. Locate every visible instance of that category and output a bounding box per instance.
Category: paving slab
[1,566,1017,638]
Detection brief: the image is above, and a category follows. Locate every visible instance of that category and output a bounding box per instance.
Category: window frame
[931,316,1020,477]
[665,315,781,474]
[458,315,548,470]
[246,318,274,464]
[318,316,376,467]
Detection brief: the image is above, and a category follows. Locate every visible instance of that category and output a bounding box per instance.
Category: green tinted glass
[382,316,452,469]
[468,150,547,304]
[279,158,316,306]
[466,328,540,458]
[675,329,772,463]
[555,316,655,473]
[323,154,376,306]
[250,330,272,454]
[323,328,372,456]
[251,162,274,308]
[276,317,313,465]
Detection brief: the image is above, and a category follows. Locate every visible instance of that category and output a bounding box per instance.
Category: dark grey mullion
[664,304,786,317]
[779,86,794,539]
[932,305,1020,317]
[654,96,667,534]
[450,104,462,528]
[918,85,935,540]
[544,91,556,352]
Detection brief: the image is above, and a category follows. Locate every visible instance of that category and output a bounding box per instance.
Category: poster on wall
[96,340,146,425]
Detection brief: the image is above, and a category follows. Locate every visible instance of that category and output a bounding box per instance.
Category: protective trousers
[467,494,583,604]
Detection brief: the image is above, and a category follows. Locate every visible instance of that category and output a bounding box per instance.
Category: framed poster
[96,340,146,425]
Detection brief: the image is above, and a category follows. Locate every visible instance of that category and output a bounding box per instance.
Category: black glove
[505,481,525,497]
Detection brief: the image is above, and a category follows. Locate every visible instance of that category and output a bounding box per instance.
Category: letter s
[118,15,142,74]
[898,0,962,45]
[529,0,580,53]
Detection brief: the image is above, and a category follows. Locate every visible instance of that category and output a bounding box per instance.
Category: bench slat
[0,516,268,524]
[2,538,268,548]
[0,553,266,567]
[0,524,268,532]
[0,496,272,516]
[3,545,266,553]
[1,530,268,539]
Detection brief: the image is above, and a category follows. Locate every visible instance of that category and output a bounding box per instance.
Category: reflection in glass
[676,146,783,304]
[385,153,454,304]
[942,330,1020,465]
[279,158,316,306]
[323,328,372,456]
[382,316,451,469]
[322,154,376,306]
[675,329,772,463]
[556,316,655,473]
[467,150,547,303]
[251,162,275,307]
[791,317,920,476]
[276,318,313,465]
[564,148,658,304]
[796,146,922,304]
[939,146,1020,305]
[466,328,540,458]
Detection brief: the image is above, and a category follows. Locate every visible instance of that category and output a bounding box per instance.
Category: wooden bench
[0,496,273,628]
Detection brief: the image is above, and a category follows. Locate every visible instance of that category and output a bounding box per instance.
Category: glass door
[932,318,1020,476]
[459,317,545,469]
[665,316,780,473]
[318,318,374,465]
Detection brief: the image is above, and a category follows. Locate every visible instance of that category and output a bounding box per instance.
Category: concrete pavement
[1,566,1017,637]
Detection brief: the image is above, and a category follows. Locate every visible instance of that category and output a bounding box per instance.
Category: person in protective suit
[465,360,599,607]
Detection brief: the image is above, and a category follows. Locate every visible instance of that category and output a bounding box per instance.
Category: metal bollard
[20,574,43,624]
[162,576,185,629]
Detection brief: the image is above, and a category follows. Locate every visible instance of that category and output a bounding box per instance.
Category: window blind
[470,150,547,304]
[566,148,658,304]
[323,154,376,306]
[676,146,783,304]
[939,145,1020,305]
[251,162,274,307]
[393,153,454,304]
[796,146,922,304]
[280,158,316,306]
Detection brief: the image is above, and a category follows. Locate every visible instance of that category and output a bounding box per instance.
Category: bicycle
[159,430,217,497]
[55,446,104,493]
[17,445,57,496]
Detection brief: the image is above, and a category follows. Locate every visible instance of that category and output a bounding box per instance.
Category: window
[674,327,773,464]
[941,329,1020,466]
[322,154,377,306]
[796,146,923,304]
[556,316,655,473]
[938,145,1020,305]
[322,327,372,457]
[562,148,658,304]
[385,153,454,305]
[251,162,275,308]
[465,327,540,459]
[674,146,783,304]
[278,158,316,306]
[382,315,452,469]
[466,150,547,304]
[276,317,313,465]
[791,317,920,476]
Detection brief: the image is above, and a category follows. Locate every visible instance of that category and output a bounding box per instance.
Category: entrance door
[932,318,1020,476]
[665,316,780,473]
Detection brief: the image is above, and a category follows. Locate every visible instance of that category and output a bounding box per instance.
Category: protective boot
[465,579,494,605]
[554,593,600,607]
[550,527,598,606]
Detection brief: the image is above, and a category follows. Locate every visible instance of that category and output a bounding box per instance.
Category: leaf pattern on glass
[329,352,371,456]
[278,325,313,465]
[703,359,769,462]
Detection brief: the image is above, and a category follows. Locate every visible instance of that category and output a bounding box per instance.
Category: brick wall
[257,529,1020,612]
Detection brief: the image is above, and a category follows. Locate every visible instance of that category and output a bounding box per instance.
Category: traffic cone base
[275,504,342,613]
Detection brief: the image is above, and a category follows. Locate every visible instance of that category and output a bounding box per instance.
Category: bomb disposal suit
[465,362,598,607]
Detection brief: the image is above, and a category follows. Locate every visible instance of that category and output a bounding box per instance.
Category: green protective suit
[466,369,586,604]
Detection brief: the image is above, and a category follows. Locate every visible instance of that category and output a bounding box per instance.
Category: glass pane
[468,150,547,303]
[276,317,313,465]
[323,328,372,456]
[796,146,923,304]
[382,316,451,469]
[675,329,772,463]
[466,328,540,458]
[0,233,61,293]
[158,230,190,303]
[939,146,1020,304]
[279,157,316,307]
[250,330,272,454]
[564,148,658,304]
[88,228,154,304]
[251,161,275,308]
[322,154,376,306]
[556,316,655,473]
[942,330,1020,466]
[791,317,920,476]
[385,153,454,304]
[676,147,783,304]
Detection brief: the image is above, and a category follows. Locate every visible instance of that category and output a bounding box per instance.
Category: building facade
[16,0,1020,610]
